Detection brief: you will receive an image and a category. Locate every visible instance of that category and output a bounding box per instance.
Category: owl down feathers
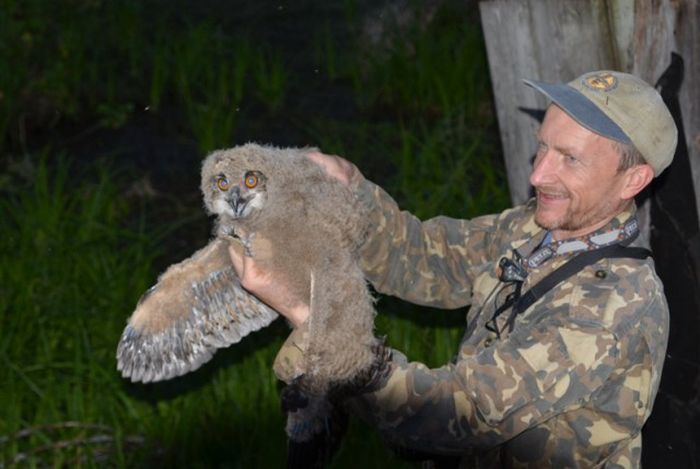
[116,143,379,395]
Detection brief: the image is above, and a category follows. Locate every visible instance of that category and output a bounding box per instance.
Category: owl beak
[227,186,248,218]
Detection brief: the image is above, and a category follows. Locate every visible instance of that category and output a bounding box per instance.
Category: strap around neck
[501,244,652,334]
[524,217,641,270]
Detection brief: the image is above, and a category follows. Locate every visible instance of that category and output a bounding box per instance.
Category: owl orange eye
[244,174,258,189]
[216,176,230,191]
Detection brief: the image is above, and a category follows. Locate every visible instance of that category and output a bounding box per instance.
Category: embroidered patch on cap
[582,72,618,92]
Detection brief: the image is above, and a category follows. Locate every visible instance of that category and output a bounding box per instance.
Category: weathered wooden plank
[626,1,676,82]
[479,0,616,205]
[609,0,677,241]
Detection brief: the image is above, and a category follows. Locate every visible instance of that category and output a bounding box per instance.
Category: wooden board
[479,0,616,205]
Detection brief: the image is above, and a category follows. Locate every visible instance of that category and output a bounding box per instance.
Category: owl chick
[116,143,378,397]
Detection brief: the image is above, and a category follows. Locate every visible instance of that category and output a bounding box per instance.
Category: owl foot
[224,231,255,257]
[281,378,310,413]
[282,381,348,469]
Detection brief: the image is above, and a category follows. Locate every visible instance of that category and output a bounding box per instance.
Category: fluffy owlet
[116,143,378,399]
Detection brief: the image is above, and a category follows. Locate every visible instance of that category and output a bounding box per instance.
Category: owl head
[201,145,274,220]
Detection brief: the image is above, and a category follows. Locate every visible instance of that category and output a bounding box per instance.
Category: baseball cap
[524,70,677,176]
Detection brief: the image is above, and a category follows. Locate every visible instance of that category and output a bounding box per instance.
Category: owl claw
[226,230,255,257]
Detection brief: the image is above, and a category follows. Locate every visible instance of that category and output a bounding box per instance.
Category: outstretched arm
[355,180,499,308]
[274,315,621,454]
[228,149,496,320]
[305,150,503,309]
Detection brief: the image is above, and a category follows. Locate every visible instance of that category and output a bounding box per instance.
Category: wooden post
[479,0,618,205]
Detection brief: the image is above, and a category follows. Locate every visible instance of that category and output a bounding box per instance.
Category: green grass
[170,25,254,154]
[0,1,155,149]
[0,157,156,466]
[0,1,290,156]
[0,1,510,466]
[0,157,288,466]
[348,2,490,120]
[0,156,424,467]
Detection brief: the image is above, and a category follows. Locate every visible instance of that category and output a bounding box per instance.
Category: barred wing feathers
[116,238,278,383]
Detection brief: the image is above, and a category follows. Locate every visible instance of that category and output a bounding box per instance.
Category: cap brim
[523,79,631,144]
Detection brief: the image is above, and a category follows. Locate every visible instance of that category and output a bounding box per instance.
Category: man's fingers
[229,242,268,292]
[305,151,340,180]
[227,240,310,326]
[305,150,333,167]
[305,150,357,187]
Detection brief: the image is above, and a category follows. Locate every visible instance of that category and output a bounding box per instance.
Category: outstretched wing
[116,238,278,383]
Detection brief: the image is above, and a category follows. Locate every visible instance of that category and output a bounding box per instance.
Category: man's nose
[529,151,557,187]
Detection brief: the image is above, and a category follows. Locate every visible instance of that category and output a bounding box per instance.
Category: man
[230,70,677,467]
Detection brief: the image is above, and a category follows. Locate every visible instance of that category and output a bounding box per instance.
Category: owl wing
[116,237,278,383]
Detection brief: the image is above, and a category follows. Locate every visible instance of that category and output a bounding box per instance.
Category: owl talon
[223,233,243,245]
[281,380,309,412]
[223,231,255,257]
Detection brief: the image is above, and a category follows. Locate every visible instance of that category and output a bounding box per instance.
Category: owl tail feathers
[283,386,348,469]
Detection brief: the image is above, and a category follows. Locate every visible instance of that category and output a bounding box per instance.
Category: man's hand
[228,242,310,327]
[306,151,362,188]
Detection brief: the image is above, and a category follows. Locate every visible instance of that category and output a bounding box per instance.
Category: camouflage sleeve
[274,315,620,452]
[356,178,500,309]
[349,317,620,453]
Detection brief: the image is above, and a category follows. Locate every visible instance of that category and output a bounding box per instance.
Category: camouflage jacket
[274,179,669,468]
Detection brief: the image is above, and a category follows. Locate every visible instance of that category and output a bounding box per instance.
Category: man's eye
[533,143,547,164]
[535,142,548,158]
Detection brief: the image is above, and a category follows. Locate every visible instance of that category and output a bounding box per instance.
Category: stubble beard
[534,193,619,236]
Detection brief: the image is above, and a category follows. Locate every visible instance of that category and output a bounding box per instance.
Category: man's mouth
[536,189,569,205]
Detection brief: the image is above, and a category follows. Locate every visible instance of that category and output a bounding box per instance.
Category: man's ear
[620,164,655,200]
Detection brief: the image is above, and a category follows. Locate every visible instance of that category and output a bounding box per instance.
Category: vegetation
[0,0,509,466]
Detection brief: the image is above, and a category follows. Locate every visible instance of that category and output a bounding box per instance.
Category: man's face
[529,105,633,240]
